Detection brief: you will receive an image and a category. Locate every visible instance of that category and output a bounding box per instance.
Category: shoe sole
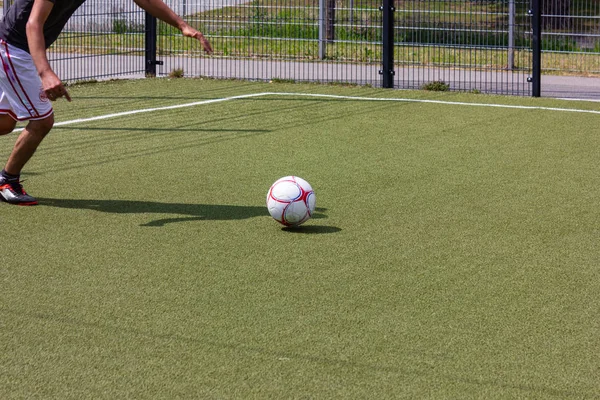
[0,198,38,206]
[16,201,38,206]
[0,193,37,206]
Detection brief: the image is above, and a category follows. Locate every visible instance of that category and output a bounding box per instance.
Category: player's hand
[42,71,71,102]
[47,85,71,102]
[181,25,213,54]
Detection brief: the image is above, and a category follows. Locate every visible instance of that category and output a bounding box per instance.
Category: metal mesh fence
[541,0,600,74]
[155,0,383,86]
[156,0,534,94]
[0,0,598,95]
[391,0,532,95]
[49,1,146,81]
[153,1,529,94]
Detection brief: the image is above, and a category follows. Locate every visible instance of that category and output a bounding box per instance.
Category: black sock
[1,169,19,181]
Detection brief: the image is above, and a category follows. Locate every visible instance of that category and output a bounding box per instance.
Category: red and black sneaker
[0,176,38,206]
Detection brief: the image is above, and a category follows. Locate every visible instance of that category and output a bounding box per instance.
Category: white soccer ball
[266,176,316,226]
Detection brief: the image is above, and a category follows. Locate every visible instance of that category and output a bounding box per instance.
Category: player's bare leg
[4,114,54,174]
[0,114,16,136]
[0,114,54,205]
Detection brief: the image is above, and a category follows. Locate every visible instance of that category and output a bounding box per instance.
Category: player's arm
[26,0,70,101]
[133,0,212,54]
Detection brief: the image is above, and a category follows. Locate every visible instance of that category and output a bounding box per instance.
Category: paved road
[50,54,600,100]
[540,75,600,100]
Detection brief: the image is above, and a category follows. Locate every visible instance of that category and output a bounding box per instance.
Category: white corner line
[13,92,268,132]
[13,91,600,132]
[264,92,600,114]
[53,92,269,128]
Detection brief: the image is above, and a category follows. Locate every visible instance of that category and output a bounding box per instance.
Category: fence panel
[541,0,600,75]
[156,0,534,95]
[49,1,146,81]
[155,0,384,86]
[392,0,533,95]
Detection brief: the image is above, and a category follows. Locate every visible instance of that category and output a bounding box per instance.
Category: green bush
[422,80,450,91]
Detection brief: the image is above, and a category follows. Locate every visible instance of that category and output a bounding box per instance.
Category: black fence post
[380,0,395,89]
[531,0,541,97]
[145,12,158,77]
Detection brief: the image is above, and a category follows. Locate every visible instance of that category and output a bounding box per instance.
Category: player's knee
[40,114,55,133]
[28,114,54,137]
[0,115,17,135]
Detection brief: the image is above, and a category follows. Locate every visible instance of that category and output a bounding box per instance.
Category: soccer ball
[266,176,316,226]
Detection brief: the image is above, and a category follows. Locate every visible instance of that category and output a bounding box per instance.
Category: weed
[169,68,185,78]
[422,81,450,91]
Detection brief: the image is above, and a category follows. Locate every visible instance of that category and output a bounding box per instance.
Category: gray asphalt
[540,75,600,100]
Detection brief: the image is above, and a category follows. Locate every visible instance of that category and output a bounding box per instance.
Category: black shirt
[0,0,86,53]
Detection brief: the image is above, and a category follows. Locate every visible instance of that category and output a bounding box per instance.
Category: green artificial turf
[1,78,599,399]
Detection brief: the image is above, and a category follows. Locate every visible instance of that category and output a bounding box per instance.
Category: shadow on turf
[38,198,336,230]
[282,225,341,234]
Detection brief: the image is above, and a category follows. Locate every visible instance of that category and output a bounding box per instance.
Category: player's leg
[0,113,16,135]
[4,114,54,174]
[0,41,53,205]
[0,115,53,205]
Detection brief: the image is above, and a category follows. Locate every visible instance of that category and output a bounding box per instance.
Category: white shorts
[0,39,53,121]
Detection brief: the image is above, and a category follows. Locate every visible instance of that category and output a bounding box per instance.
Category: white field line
[52,92,269,128]
[15,91,600,132]
[267,92,600,115]
[558,97,600,103]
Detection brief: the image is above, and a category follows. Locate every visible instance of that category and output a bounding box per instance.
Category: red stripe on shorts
[0,47,34,117]
[0,108,19,120]
[0,108,51,121]
[1,41,40,117]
